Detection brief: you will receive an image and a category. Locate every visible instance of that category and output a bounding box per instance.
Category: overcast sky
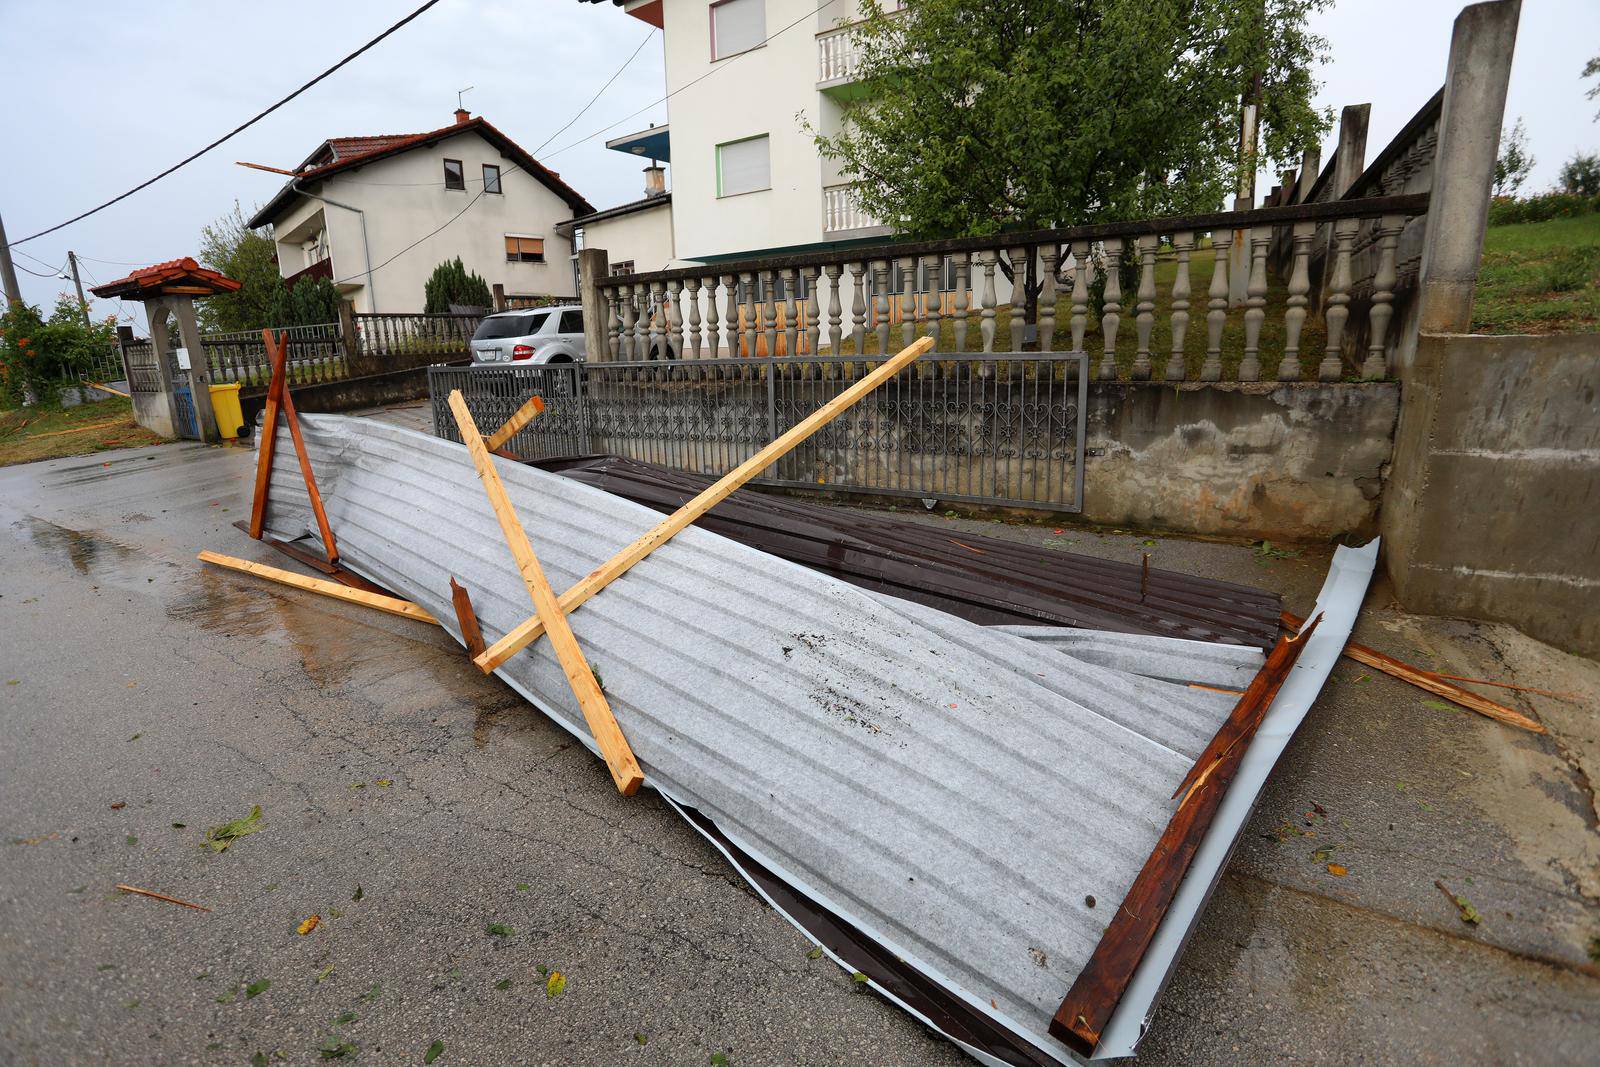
[1,0,1593,330]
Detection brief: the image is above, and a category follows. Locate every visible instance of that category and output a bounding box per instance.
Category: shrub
[1487,192,1600,226]
[268,275,341,328]
[1559,152,1600,198]
[1541,246,1600,293]
[0,296,117,407]
[423,257,492,314]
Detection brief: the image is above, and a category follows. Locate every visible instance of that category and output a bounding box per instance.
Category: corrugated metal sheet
[259,415,1249,1063]
[531,455,1282,650]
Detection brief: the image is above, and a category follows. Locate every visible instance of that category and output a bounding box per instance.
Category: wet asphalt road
[2,428,1598,1065]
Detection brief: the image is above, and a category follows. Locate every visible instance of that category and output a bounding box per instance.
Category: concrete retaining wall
[1383,332,1600,657]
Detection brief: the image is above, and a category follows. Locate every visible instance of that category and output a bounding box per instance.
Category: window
[473,313,549,341]
[710,0,765,60]
[443,159,465,190]
[558,310,584,334]
[716,135,770,197]
[482,164,501,194]
[505,235,545,263]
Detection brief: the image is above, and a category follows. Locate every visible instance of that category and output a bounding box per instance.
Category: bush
[1559,152,1600,198]
[0,296,118,407]
[1487,191,1600,227]
[423,257,492,314]
[268,275,341,328]
[1541,246,1600,293]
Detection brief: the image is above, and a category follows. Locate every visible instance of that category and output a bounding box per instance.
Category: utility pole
[67,251,91,326]
[0,210,21,308]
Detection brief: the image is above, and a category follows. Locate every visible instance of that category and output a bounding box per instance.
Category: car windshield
[473,313,548,341]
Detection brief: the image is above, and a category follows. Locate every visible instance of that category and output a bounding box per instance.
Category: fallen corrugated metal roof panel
[530,454,1281,649]
[255,416,1371,1064]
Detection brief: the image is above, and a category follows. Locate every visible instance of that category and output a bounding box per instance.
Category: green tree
[1559,151,1600,198]
[197,201,282,332]
[268,276,341,328]
[811,0,1332,240]
[0,295,117,407]
[1492,118,1534,197]
[423,257,493,313]
[1585,53,1599,121]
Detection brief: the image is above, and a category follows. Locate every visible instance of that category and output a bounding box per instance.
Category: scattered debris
[205,805,263,853]
[486,922,513,937]
[115,884,211,912]
[424,1040,445,1064]
[297,915,321,935]
[245,978,271,998]
[198,551,436,624]
[1435,880,1482,924]
[545,971,566,998]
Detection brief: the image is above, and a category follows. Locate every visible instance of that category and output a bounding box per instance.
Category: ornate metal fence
[201,322,345,388]
[429,352,1089,512]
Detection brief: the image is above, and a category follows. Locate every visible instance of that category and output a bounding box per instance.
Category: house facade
[247,110,595,313]
[572,0,888,271]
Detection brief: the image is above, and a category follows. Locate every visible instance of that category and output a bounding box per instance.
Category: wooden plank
[446,390,645,797]
[1051,619,1320,1058]
[246,330,290,539]
[450,577,486,659]
[484,394,546,452]
[230,521,394,596]
[475,335,937,673]
[1281,610,1544,733]
[277,376,340,564]
[198,550,436,623]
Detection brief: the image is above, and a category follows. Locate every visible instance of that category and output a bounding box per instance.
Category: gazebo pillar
[165,295,220,442]
[140,302,182,439]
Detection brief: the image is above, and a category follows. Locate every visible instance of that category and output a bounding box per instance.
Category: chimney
[643,163,666,198]
[454,108,471,125]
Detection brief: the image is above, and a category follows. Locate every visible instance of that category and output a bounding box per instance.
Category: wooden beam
[246,330,289,539]
[446,390,645,797]
[231,520,393,596]
[198,550,436,623]
[1281,610,1544,733]
[474,335,937,673]
[483,394,546,453]
[1051,619,1320,1057]
[450,577,486,658]
[277,368,339,564]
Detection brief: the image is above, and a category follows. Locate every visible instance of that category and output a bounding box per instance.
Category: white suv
[469,305,585,366]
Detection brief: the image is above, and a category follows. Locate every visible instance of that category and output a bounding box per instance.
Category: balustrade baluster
[1320,218,1357,382]
[667,280,685,364]
[824,264,843,358]
[632,282,648,360]
[1166,231,1194,381]
[1361,214,1404,380]
[1279,222,1314,380]
[922,253,942,375]
[738,270,754,362]
[1202,231,1232,381]
[952,254,969,354]
[1132,235,1157,379]
[873,261,891,355]
[1008,246,1027,366]
[605,286,620,361]
[979,251,997,370]
[1070,241,1089,353]
[647,281,665,360]
[1098,241,1122,380]
[1037,245,1058,353]
[898,255,916,350]
[782,268,799,360]
[759,270,777,362]
[850,262,867,356]
[704,277,722,363]
[686,278,702,358]
[1238,227,1270,382]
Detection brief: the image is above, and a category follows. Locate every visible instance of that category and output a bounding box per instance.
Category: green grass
[1472,213,1600,334]
[0,396,164,467]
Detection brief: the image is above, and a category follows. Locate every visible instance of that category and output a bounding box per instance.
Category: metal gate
[429,352,1088,512]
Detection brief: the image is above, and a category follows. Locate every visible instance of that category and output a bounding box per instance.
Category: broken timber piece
[483,394,546,453]
[450,577,487,658]
[474,335,938,673]
[246,329,290,539]
[1281,610,1544,734]
[198,550,437,624]
[446,390,645,797]
[1052,617,1321,1057]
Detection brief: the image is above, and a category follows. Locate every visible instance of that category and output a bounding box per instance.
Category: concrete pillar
[1414,0,1522,335]
[577,247,610,362]
[141,302,181,439]
[170,297,220,443]
[115,325,135,389]
[1314,104,1371,311]
[491,283,508,313]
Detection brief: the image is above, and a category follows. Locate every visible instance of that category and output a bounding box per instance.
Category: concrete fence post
[1414,0,1522,335]
[337,299,358,362]
[491,283,508,313]
[578,248,609,362]
[1314,104,1370,311]
[115,324,135,389]
[171,297,220,443]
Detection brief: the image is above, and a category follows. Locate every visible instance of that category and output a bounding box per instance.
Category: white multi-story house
[570,0,892,273]
[247,109,595,313]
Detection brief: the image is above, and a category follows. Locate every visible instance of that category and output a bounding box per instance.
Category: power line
[15,261,63,279]
[529,28,657,157]
[7,0,445,249]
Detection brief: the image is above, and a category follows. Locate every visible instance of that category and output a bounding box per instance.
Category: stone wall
[1383,332,1600,658]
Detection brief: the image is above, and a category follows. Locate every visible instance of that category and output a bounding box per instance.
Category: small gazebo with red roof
[92,258,242,442]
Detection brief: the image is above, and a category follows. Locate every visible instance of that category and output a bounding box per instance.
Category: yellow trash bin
[209,382,244,440]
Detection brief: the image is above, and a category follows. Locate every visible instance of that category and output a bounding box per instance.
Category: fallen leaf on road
[806,947,822,960]
[245,978,270,998]
[634,1033,647,1045]
[351,885,363,902]
[315,965,335,983]
[1327,863,1348,877]
[251,1053,268,1067]
[486,922,513,937]
[494,978,512,990]
[333,1011,357,1025]
[710,1054,730,1067]
[1435,880,1481,924]
[319,1037,356,1059]
[11,833,58,846]
[1420,698,1457,713]
[127,733,141,742]
[545,971,566,998]
[298,915,321,936]
[375,779,392,787]
[424,1040,444,1064]
[205,805,263,853]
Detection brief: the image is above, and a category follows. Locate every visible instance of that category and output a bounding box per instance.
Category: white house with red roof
[246,110,595,313]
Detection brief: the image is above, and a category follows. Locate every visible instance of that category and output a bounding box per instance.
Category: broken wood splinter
[483,394,546,453]
[115,884,211,912]
[197,550,436,623]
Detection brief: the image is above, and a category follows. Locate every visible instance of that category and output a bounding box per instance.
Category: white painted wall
[581,201,676,275]
[267,127,583,313]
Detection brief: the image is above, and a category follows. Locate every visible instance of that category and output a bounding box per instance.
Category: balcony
[822,183,890,237]
[816,24,865,98]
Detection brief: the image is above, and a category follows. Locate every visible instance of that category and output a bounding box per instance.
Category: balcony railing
[817,24,863,84]
[823,184,885,234]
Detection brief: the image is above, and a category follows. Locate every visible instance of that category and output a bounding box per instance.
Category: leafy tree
[811,0,1333,240]
[1585,53,1599,121]
[0,295,117,407]
[197,202,282,332]
[1492,118,1534,197]
[1559,151,1600,198]
[423,257,493,313]
[268,276,341,328]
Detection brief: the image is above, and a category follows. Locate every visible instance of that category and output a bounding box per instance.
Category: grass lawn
[1472,213,1600,334]
[0,395,165,467]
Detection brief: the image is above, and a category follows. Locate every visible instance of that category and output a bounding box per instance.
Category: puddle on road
[10,516,175,587]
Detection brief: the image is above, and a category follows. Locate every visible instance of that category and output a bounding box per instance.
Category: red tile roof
[88,258,243,299]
